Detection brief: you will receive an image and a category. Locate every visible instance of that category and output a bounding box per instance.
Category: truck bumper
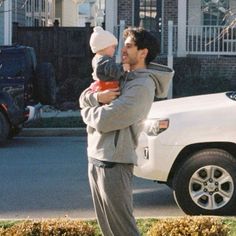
[24,103,42,123]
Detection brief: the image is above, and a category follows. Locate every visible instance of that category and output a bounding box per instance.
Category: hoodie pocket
[114,130,120,147]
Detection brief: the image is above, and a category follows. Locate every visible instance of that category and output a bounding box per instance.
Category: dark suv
[0,45,56,144]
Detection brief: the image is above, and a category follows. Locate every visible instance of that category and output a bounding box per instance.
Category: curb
[20,128,87,137]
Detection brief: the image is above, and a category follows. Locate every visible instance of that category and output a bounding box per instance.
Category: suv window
[226,91,236,101]
[0,52,26,78]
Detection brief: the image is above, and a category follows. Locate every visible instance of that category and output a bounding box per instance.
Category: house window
[201,0,229,25]
[34,18,40,26]
[41,0,45,12]
[35,0,39,13]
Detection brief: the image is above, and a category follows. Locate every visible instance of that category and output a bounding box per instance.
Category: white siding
[188,0,201,26]
[230,0,236,15]
[12,0,26,25]
[62,0,78,26]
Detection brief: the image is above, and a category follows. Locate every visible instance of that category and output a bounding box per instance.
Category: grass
[224,218,236,236]
[137,218,158,236]
[0,220,21,229]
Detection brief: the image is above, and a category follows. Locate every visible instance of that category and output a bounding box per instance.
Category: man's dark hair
[123,27,160,65]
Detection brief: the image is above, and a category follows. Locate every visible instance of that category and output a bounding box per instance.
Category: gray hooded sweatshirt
[79,62,174,165]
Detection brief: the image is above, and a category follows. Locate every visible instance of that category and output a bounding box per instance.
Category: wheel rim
[189,165,234,210]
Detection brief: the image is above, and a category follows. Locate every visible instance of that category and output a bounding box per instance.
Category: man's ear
[140,48,148,60]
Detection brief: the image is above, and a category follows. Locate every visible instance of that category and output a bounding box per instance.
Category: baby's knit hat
[89,26,118,53]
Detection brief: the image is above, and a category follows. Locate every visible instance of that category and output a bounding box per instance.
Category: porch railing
[172,25,236,56]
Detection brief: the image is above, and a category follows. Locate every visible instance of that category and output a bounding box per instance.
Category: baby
[89,26,127,92]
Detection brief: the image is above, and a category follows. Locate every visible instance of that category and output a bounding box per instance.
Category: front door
[133,0,162,45]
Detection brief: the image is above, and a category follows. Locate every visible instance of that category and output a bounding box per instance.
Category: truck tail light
[1,103,8,112]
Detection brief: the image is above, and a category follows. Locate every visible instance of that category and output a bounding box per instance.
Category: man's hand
[97,88,120,104]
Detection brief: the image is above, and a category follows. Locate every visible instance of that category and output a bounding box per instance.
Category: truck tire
[35,62,56,105]
[0,112,10,144]
[173,148,236,215]
[8,125,22,139]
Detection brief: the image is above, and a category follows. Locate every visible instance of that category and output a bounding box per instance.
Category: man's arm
[81,79,155,133]
[79,87,120,109]
[79,87,99,109]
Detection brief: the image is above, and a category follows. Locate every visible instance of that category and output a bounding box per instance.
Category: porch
[171,24,236,56]
[170,0,236,57]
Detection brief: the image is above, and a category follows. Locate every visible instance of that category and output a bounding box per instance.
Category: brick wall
[156,55,236,97]
[163,0,178,54]
[199,56,236,79]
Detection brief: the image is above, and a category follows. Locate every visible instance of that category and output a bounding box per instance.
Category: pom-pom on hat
[90,26,118,53]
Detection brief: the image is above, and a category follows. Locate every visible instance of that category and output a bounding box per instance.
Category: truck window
[0,52,25,78]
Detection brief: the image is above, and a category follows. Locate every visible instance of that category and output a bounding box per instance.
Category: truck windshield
[0,53,25,78]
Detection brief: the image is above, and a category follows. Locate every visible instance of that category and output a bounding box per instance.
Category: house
[2,0,235,96]
[0,0,25,45]
[77,0,105,27]
[0,0,55,45]
[74,0,236,97]
[0,0,84,45]
[54,0,80,26]
[103,0,236,55]
[105,0,236,96]
[25,0,55,26]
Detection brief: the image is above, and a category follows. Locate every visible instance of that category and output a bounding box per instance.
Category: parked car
[0,45,56,144]
[135,91,236,215]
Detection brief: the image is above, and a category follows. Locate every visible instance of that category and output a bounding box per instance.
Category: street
[0,136,184,219]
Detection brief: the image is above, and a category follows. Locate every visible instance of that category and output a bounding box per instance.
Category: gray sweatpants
[88,162,140,236]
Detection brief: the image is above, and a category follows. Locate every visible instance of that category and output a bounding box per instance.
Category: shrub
[0,217,232,236]
[0,218,95,236]
[147,216,229,236]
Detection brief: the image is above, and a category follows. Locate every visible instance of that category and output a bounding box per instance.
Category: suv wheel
[0,112,10,144]
[173,148,236,215]
[35,62,56,105]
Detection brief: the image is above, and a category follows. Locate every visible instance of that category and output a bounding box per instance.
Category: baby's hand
[123,63,130,72]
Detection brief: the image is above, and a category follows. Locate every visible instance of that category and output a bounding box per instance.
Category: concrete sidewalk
[20,127,87,137]
[40,109,81,118]
[20,109,87,137]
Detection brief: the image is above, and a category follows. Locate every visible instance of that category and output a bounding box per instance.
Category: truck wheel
[8,125,22,139]
[173,148,236,215]
[0,112,10,144]
[35,62,56,105]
